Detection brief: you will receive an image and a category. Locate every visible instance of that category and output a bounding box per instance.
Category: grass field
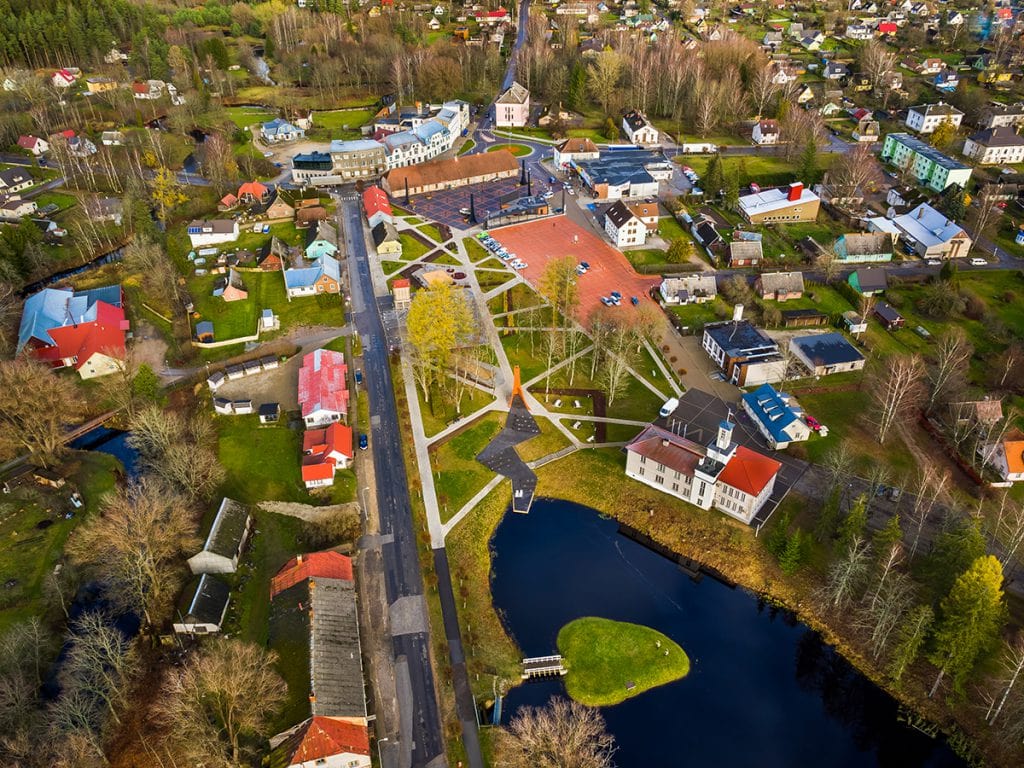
[558,617,690,706]
[465,238,490,262]
[517,416,572,463]
[677,153,836,188]
[312,108,375,131]
[487,143,531,157]
[418,222,444,243]
[189,271,343,341]
[430,414,502,520]
[624,248,672,268]
[417,383,493,438]
[224,105,275,130]
[459,140,476,155]
[400,233,431,261]
[0,452,119,633]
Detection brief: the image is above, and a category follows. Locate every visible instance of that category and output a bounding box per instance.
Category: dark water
[18,247,123,297]
[69,426,140,480]
[492,499,964,768]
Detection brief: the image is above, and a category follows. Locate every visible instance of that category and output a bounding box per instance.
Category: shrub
[961,290,987,321]
[1002,291,1016,303]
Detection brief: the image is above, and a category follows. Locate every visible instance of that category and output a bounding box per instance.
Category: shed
[233,399,254,415]
[848,268,888,296]
[195,321,215,343]
[187,498,253,575]
[173,574,230,634]
[207,371,226,391]
[213,397,234,415]
[259,403,281,424]
[261,355,280,371]
[873,301,905,330]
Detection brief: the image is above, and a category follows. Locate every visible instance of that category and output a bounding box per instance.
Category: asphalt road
[338,195,446,768]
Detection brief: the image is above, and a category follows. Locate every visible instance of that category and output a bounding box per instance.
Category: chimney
[296,553,303,565]
[788,182,803,202]
[732,304,744,322]
[917,206,924,219]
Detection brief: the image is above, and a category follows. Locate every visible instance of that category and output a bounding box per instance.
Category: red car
[805,415,822,432]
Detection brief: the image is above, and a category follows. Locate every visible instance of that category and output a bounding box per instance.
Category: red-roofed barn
[270,551,354,599]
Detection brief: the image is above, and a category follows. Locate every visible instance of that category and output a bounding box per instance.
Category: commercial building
[741,384,810,449]
[495,81,530,127]
[625,420,782,524]
[738,182,820,224]
[880,133,972,193]
[905,102,964,134]
[790,332,866,376]
[702,317,785,386]
[291,151,336,185]
[963,126,1024,165]
[867,202,971,260]
[328,139,388,180]
[382,149,519,196]
[573,149,672,200]
[553,137,600,169]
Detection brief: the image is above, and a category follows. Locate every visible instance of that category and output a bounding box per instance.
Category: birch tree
[927,328,972,410]
[820,536,871,611]
[868,354,926,444]
[495,696,616,768]
[906,466,949,557]
[984,632,1024,726]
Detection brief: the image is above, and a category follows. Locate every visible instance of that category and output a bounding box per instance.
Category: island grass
[487,143,531,157]
[399,233,431,261]
[558,617,690,706]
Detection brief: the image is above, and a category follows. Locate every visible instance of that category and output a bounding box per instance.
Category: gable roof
[623,109,652,132]
[741,384,801,443]
[284,254,341,290]
[556,137,599,155]
[371,220,400,246]
[496,81,529,104]
[201,498,251,559]
[362,185,392,219]
[271,717,370,767]
[178,574,230,626]
[852,268,888,292]
[17,285,127,367]
[968,126,1024,148]
[728,240,763,262]
[626,424,705,477]
[298,348,349,418]
[605,200,638,228]
[758,271,804,294]
[717,445,781,496]
[385,150,518,192]
[271,551,354,599]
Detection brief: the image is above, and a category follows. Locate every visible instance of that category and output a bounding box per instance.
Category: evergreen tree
[813,487,842,544]
[704,154,724,199]
[778,529,809,575]
[940,184,967,221]
[604,118,618,141]
[798,137,819,185]
[922,515,986,598]
[888,604,933,684]
[764,509,792,559]
[724,169,740,211]
[928,555,1006,697]
[567,62,587,112]
[836,494,868,552]
[872,514,903,559]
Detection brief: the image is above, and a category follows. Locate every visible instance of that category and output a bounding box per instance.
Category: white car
[925,259,941,266]
[970,257,988,266]
[566,187,575,195]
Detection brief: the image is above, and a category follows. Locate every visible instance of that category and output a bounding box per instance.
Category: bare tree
[67,480,198,628]
[927,328,973,411]
[821,443,854,493]
[905,466,949,558]
[859,40,897,105]
[971,185,1004,252]
[984,632,1024,726]
[587,50,624,116]
[0,358,86,465]
[822,143,883,202]
[859,570,915,660]
[128,406,225,500]
[61,611,140,725]
[748,62,780,120]
[820,537,871,611]
[867,354,926,444]
[0,281,18,355]
[494,696,616,768]
[156,640,287,767]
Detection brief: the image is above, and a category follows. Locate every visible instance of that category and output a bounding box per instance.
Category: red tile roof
[271,552,354,598]
[626,425,704,477]
[717,445,781,497]
[276,717,370,765]
[131,82,148,94]
[17,135,42,149]
[362,185,393,219]
[392,278,410,288]
[1003,440,1024,476]
[46,299,128,370]
[301,460,336,484]
[298,349,349,419]
[237,181,269,200]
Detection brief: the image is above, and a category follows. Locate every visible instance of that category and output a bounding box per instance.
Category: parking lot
[488,215,659,324]
[400,174,558,230]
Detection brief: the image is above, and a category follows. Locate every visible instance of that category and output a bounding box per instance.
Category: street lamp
[377,736,389,767]
[360,486,370,521]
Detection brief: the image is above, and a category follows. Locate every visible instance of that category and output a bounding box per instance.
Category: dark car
[355,370,363,385]
[359,433,368,450]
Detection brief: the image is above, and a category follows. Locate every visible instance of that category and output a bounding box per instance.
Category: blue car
[630,296,639,306]
[610,291,622,300]
[359,433,368,450]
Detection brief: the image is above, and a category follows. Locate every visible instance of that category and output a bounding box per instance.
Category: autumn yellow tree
[150,166,187,224]
[406,281,476,404]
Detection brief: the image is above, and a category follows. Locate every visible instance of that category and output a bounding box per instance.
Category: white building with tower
[625,417,782,524]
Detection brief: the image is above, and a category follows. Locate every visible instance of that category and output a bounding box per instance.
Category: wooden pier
[521,655,567,680]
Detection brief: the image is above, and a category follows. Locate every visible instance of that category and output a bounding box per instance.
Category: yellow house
[86,77,118,94]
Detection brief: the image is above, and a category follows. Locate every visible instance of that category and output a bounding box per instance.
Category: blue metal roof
[741,384,800,443]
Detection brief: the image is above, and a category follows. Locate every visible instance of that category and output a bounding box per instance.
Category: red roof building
[271,551,354,598]
[271,716,370,768]
[237,181,270,204]
[298,349,350,427]
[301,422,353,488]
[362,185,393,226]
[17,286,129,379]
[716,445,782,497]
[877,21,898,34]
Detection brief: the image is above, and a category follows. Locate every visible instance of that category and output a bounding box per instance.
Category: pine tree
[798,136,819,185]
[779,529,808,575]
[567,62,587,111]
[836,494,868,552]
[929,555,1006,698]
[813,487,842,544]
[888,604,933,684]
[940,184,967,221]
[704,154,724,199]
[724,169,740,211]
[872,514,903,560]
[764,509,792,559]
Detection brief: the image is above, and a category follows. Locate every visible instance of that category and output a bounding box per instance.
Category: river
[491,499,964,768]
[69,426,139,480]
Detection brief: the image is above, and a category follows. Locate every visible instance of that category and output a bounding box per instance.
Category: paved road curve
[338,195,446,768]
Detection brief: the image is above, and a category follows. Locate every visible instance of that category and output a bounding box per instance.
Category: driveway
[657,323,740,403]
[212,352,303,410]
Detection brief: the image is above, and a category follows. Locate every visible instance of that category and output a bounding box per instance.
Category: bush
[961,290,987,321]
[885,292,905,309]
[1002,291,1016,303]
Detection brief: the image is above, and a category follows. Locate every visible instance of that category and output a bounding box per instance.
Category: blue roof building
[741,383,810,449]
[790,333,866,376]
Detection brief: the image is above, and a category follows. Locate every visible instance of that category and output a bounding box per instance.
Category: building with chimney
[701,313,786,386]
[625,419,782,524]
[738,182,820,224]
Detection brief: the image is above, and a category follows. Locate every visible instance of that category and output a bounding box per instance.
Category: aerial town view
[4,0,1024,766]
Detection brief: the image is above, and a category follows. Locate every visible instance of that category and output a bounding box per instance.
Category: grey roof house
[187,498,253,575]
[173,574,231,634]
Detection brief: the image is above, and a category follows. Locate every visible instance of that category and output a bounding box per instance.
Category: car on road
[355,370,363,385]
[805,415,822,432]
[359,433,368,450]
[925,259,941,266]
[566,187,575,195]
[610,290,622,300]
[970,257,988,266]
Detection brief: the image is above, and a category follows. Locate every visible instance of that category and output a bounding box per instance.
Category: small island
[557,617,690,707]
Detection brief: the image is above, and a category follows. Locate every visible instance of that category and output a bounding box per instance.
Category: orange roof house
[270,551,354,598]
[301,422,353,489]
[716,445,782,497]
[984,438,1024,483]
[270,716,370,768]
[237,181,271,204]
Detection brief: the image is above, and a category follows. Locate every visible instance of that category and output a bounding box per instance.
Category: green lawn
[381,260,405,275]
[678,153,836,188]
[624,248,672,268]
[417,223,444,243]
[465,238,490,262]
[189,271,343,341]
[487,143,531,157]
[417,383,494,439]
[487,283,546,315]
[657,216,688,242]
[668,299,727,332]
[0,452,119,633]
[399,233,431,261]
[764,283,854,319]
[500,331,550,382]
[224,105,275,130]
[606,372,669,422]
[430,414,502,520]
[517,416,572,463]
[34,191,78,211]
[312,108,375,132]
[558,617,690,706]
[458,140,476,155]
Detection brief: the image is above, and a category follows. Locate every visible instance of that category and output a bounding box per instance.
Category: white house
[905,102,964,134]
[963,127,1024,165]
[741,384,810,450]
[51,69,76,88]
[17,135,48,156]
[187,219,239,248]
[752,119,780,145]
[494,81,530,128]
[261,118,305,143]
[604,201,647,247]
[980,439,1024,483]
[867,202,972,260]
[553,136,600,169]
[625,419,782,524]
[660,274,717,305]
[622,109,659,145]
[187,498,253,575]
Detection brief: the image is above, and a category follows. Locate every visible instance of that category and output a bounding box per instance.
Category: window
[655,475,664,485]
[638,467,645,477]
[672,482,679,492]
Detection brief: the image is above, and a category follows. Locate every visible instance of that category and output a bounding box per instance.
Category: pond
[69,426,140,480]
[492,499,964,768]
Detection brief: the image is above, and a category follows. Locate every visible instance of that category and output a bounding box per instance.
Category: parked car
[354,370,363,385]
[805,415,822,432]
[566,187,575,195]
[610,290,622,300]
[359,433,368,450]
[459,207,472,216]
[580,261,590,270]
[926,259,941,266]
[970,257,988,266]
[600,296,612,306]
[630,296,639,306]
